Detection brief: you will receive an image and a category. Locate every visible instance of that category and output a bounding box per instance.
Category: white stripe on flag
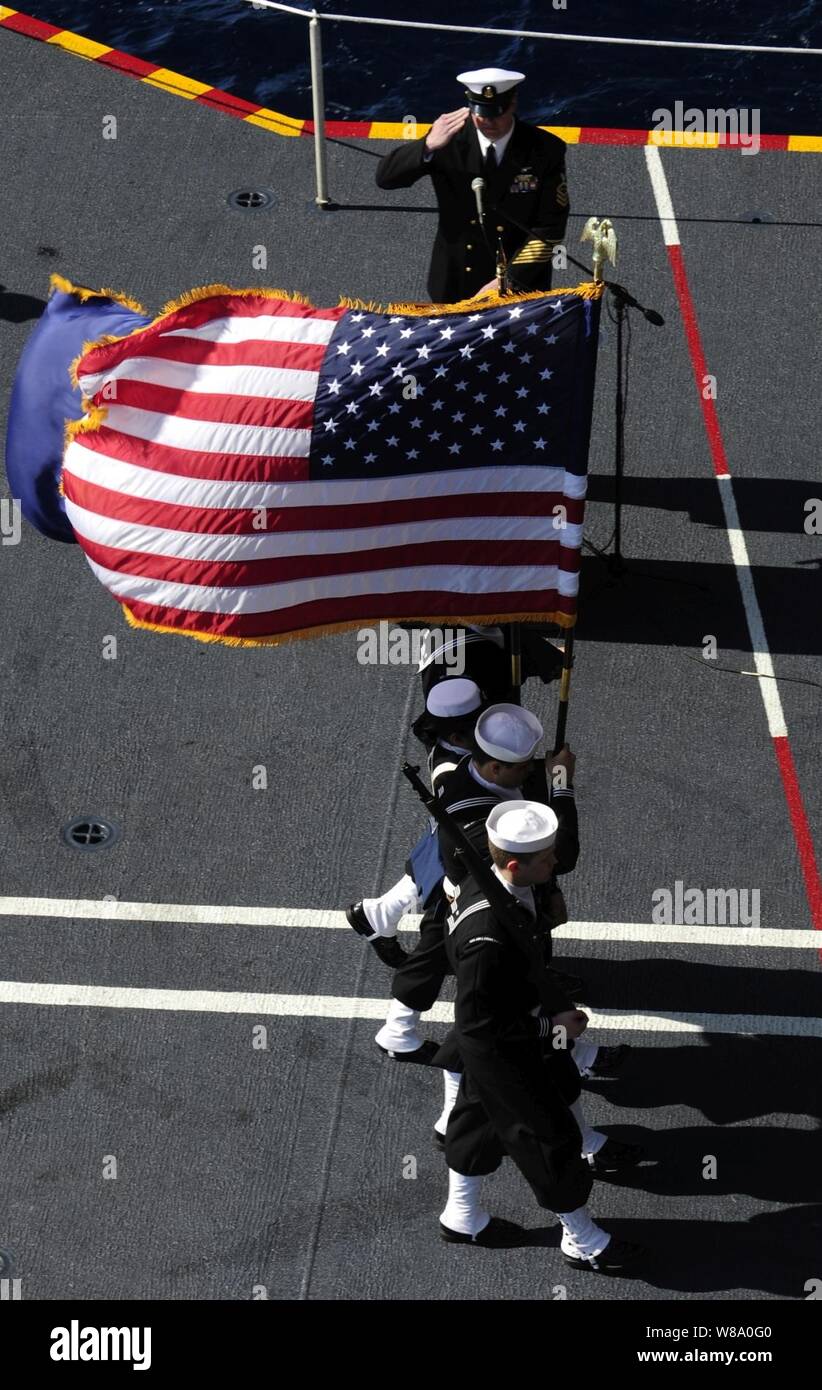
[159,315,339,346]
[86,556,579,614]
[80,358,323,401]
[76,314,340,393]
[97,405,313,459]
[65,499,584,562]
[64,445,586,512]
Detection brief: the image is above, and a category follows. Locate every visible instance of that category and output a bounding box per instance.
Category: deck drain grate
[62,817,120,851]
[227,189,274,211]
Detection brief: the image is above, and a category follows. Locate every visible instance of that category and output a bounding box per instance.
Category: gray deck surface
[1,26,820,1301]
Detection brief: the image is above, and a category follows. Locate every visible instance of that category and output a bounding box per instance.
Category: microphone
[471,176,486,222]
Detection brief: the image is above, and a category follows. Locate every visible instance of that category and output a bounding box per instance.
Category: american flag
[62,284,602,645]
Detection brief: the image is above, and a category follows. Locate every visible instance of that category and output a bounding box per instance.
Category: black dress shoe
[346,903,408,968]
[440,1216,527,1248]
[562,1237,644,1274]
[376,1040,441,1066]
[370,936,408,968]
[586,1139,645,1173]
[589,1044,631,1078]
[346,901,374,938]
[433,1128,446,1151]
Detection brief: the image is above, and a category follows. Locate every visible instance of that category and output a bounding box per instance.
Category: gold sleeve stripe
[511,239,558,264]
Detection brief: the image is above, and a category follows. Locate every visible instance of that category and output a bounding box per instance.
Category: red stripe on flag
[77,295,346,376]
[82,335,328,373]
[120,590,574,639]
[101,381,315,431]
[73,534,566,589]
[71,428,310,483]
[63,472,586,536]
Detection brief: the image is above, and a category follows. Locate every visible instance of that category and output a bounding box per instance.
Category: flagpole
[552,628,575,752]
[505,624,522,705]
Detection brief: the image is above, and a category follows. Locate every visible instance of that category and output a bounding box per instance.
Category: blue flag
[5,276,150,542]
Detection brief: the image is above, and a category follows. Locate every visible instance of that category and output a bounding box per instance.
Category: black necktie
[484,144,497,173]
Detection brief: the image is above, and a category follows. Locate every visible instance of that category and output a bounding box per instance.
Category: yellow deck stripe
[245,108,305,135]
[142,67,213,98]
[541,125,581,142]
[47,30,111,60]
[649,129,721,148]
[0,10,819,152]
[788,133,822,152]
[368,120,431,139]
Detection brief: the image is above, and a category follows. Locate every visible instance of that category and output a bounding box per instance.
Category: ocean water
[15,0,822,131]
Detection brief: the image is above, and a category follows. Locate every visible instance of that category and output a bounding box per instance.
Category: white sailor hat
[486,799,558,855]
[457,67,524,115]
[474,702,543,762]
[426,677,482,722]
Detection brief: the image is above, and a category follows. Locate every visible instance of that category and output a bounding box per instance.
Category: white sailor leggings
[443,1059,594,1214]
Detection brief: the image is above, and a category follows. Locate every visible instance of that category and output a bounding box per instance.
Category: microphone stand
[479,198,707,609]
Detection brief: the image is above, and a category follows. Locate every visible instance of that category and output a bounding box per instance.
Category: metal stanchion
[309,12,332,207]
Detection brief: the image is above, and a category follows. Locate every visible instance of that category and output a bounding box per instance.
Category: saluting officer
[375,67,570,303]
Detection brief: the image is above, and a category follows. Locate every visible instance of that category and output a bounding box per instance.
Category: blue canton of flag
[310,293,598,481]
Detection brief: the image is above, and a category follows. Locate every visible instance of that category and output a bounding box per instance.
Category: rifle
[401,762,575,1020]
[401,761,536,936]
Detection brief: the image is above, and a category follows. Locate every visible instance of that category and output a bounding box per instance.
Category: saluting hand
[424,107,470,153]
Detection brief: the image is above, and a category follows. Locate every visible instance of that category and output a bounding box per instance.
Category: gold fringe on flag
[155,283,315,319]
[380,281,604,317]
[49,273,148,316]
[119,606,576,649]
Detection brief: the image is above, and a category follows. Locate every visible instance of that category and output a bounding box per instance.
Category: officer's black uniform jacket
[440,872,593,1212]
[375,118,569,303]
[437,754,580,893]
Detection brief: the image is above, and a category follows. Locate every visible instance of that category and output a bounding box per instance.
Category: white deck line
[0,980,818,1036]
[0,896,815,948]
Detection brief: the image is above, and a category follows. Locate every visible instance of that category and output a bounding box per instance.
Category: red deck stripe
[2,11,61,38]
[194,89,260,117]
[773,737,822,936]
[664,226,822,944]
[95,49,160,79]
[667,245,729,477]
[579,126,648,146]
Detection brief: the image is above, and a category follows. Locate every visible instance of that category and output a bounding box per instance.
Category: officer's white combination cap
[486,800,558,854]
[426,677,482,720]
[457,68,525,96]
[474,703,543,762]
